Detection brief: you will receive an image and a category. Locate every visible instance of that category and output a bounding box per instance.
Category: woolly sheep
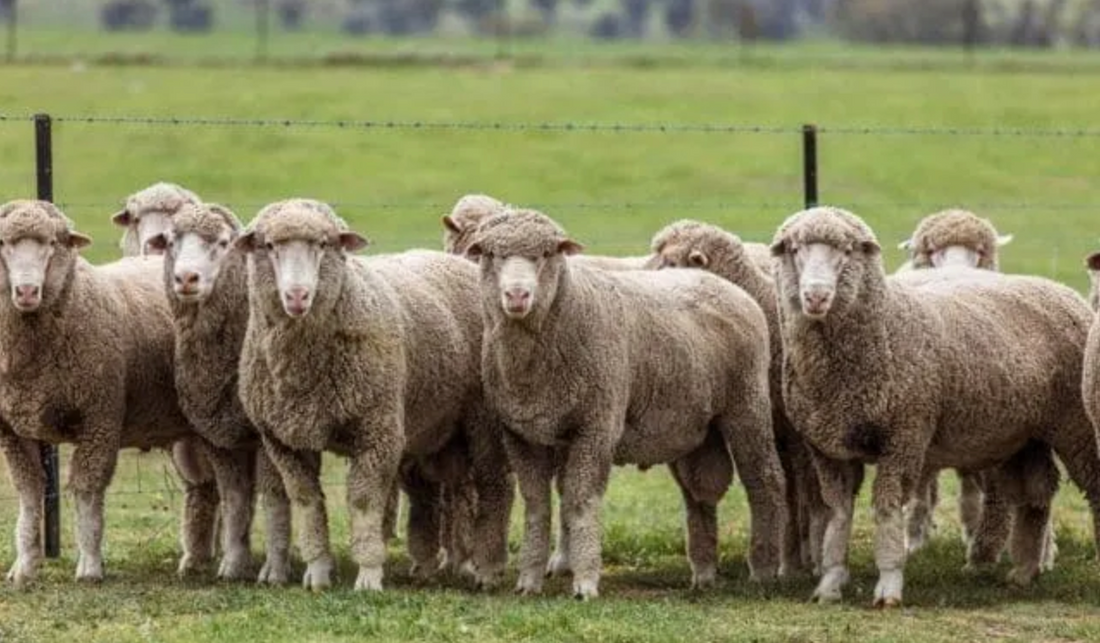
[896,209,1056,574]
[146,202,297,583]
[645,219,829,575]
[0,200,213,585]
[770,206,1100,607]
[112,181,202,257]
[467,208,786,599]
[235,199,513,591]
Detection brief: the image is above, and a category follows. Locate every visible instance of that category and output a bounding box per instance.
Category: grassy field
[1,52,1100,642]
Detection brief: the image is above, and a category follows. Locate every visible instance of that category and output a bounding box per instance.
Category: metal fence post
[34,113,61,560]
[5,0,16,64]
[802,123,818,209]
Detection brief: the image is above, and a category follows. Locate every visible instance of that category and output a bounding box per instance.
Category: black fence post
[5,0,16,64]
[256,0,270,64]
[34,113,61,560]
[802,123,818,209]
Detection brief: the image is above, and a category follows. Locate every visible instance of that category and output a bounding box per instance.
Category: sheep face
[236,200,368,319]
[441,194,506,259]
[467,209,583,321]
[151,204,241,303]
[0,200,91,313]
[120,210,174,256]
[771,207,881,322]
[112,183,202,257]
[647,221,740,271]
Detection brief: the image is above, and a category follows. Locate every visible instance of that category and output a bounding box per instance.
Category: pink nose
[803,290,831,313]
[175,272,199,291]
[504,288,530,309]
[14,285,40,308]
[284,287,311,314]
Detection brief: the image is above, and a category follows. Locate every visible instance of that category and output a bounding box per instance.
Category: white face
[170,230,233,302]
[791,242,851,320]
[929,245,981,268]
[266,238,327,318]
[134,211,174,256]
[497,256,540,319]
[1,237,56,312]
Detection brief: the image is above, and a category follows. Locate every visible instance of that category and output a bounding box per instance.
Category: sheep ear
[558,239,584,256]
[861,240,881,256]
[111,209,132,227]
[338,231,370,252]
[442,215,461,234]
[687,249,709,268]
[996,233,1014,247]
[235,230,258,253]
[146,233,169,253]
[897,238,912,250]
[1086,252,1100,270]
[769,238,786,256]
[466,242,484,259]
[67,231,93,249]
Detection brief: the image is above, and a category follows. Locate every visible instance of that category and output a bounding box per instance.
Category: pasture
[0,55,1100,642]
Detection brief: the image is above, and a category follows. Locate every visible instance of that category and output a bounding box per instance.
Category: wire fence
[0,111,1099,559]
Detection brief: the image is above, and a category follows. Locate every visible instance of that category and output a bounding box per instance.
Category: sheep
[442,193,651,271]
[770,205,1100,607]
[897,209,1057,575]
[0,199,213,585]
[1087,250,1100,311]
[645,219,830,575]
[235,198,513,591]
[144,202,297,583]
[467,208,786,599]
[111,181,202,257]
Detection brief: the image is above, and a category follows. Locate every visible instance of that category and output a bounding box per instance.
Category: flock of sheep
[1,183,1100,608]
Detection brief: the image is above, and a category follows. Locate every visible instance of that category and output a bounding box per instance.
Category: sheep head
[149,202,243,303]
[770,206,881,321]
[236,198,367,319]
[646,219,745,271]
[0,199,92,313]
[112,181,202,257]
[898,209,1012,271]
[441,193,508,260]
[467,207,583,321]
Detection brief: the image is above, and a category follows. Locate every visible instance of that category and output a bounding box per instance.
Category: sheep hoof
[514,570,544,596]
[217,551,254,581]
[6,556,38,588]
[872,569,904,608]
[177,552,210,579]
[810,566,848,604]
[354,566,384,591]
[76,554,104,583]
[546,551,571,578]
[572,578,599,601]
[257,557,290,585]
[302,556,334,592]
[470,562,503,591]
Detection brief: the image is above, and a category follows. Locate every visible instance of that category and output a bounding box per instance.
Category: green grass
[1,53,1100,641]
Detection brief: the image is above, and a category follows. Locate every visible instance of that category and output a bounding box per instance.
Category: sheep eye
[217,239,229,249]
[844,247,853,256]
[264,242,275,251]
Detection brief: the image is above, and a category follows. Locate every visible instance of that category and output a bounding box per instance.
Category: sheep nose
[15,285,39,300]
[504,288,530,305]
[175,271,199,286]
[284,287,312,316]
[802,289,833,316]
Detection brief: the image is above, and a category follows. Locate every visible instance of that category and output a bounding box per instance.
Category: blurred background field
[2,3,1100,640]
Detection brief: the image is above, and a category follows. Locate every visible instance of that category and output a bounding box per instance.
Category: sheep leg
[464,422,514,590]
[443,479,478,578]
[401,462,445,579]
[870,458,914,609]
[68,434,120,582]
[776,428,808,575]
[802,454,830,577]
[547,465,572,577]
[808,452,861,603]
[0,430,45,587]
[668,428,732,590]
[171,438,219,577]
[256,450,292,585]
[382,482,400,545]
[560,431,614,601]
[260,434,331,591]
[1006,504,1050,586]
[207,445,257,581]
[503,432,555,596]
[904,467,937,555]
[958,472,984,546]
[717,410,787,581]
[966,482,1011,569]
[347,430,403,592]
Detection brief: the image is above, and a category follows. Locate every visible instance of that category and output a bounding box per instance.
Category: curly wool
[906,209,1005,270]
